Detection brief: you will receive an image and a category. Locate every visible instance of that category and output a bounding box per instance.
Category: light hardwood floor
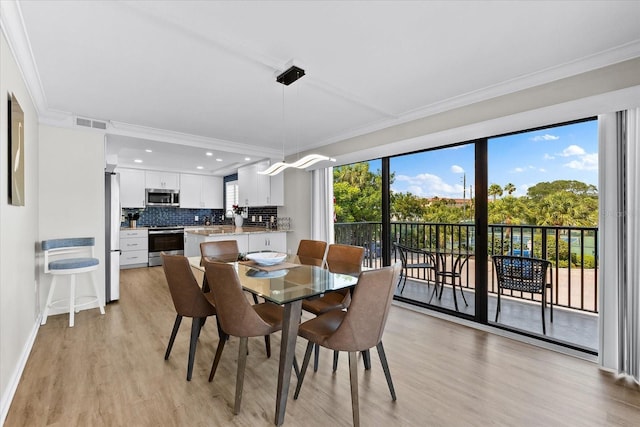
[6,266,640,426]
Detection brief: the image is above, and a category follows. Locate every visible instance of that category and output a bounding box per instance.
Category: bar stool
[41,237,105,327]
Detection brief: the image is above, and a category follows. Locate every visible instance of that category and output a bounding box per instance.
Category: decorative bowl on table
[246,252,287,266]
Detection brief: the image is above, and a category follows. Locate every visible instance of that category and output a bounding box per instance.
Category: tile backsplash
[122,206,278,228]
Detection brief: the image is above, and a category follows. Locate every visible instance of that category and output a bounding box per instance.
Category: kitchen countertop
[184,226,291,236]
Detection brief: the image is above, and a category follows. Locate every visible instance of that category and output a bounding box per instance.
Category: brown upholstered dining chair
[199,239,272,356]
[302,243,365,372]
[203,260,284,415]
[294,263,402,427]
[162,253,217,381]
[296,239,327,267]
[200,240,240,266]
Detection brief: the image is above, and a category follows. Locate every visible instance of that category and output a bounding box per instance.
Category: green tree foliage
[527,180,597,200]
[333,163,384,222]
[391,192,425,221]
[333,163,598,228]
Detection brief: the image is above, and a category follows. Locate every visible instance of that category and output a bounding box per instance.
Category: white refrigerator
[105,172,120,302]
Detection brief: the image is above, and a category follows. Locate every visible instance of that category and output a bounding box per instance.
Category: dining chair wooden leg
[294,341,314,399]
[293,356,300,378]
[333,351,339,372]
[348,351,360,427]
[209,332,228,382]
[376,342,396,401]
[362,350,371,370]
[313,343,320,372]
[264,335,271,358]
[165,314,182,360]
[187,317,202,381]
[234,336,248,415]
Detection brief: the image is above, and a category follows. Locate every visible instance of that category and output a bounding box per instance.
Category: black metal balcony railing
[334,221,599,314]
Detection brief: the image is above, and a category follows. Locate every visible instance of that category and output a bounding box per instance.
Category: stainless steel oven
[148,227,184,266]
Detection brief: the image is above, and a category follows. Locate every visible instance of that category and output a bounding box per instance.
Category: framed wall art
[8,93,25,206]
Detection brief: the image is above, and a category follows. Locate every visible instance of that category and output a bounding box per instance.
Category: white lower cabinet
[184,232,249,257]
[120,229,148,268]
[184,231,286,257]
[248,232,286,253]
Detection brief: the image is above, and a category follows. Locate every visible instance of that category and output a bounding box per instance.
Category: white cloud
[564,153,598,171]
[513,167,525,173]
[395,173,463,198]
[450,165,465,173]
[543,153,555,160]
[531,134,560,141]
[559,144,586,157]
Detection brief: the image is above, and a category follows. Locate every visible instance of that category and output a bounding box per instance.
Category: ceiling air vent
[76,117,107,130]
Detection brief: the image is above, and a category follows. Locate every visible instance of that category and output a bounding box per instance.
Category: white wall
[38,125,106,314]
[0,31,40,423]
[280,168,312,250]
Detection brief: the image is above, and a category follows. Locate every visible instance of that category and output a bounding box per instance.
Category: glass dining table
[188,255,359,426]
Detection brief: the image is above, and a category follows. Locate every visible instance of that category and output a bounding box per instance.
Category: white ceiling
[7,1,640,175]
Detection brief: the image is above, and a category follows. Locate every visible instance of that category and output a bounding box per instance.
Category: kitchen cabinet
[184,232,249,257]
[145,171,179,190]
[119,168,146,208]
[248,232,286,253]
[180,174,223,209]
[238,160,284,207]
[120,228,148,268]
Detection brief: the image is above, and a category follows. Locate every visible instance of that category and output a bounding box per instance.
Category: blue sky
[385,119,598,199]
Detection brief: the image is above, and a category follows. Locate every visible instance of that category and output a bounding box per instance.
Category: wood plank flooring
[6,266,640,426]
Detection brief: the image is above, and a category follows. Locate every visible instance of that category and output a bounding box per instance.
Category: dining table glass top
[188,255,359,305]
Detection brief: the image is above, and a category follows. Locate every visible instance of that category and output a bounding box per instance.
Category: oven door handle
[149,230,184,235]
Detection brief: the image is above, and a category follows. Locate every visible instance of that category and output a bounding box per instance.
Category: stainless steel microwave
[145,189,180,207]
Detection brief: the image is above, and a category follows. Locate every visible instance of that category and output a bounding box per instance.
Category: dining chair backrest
[203,260,276,337]
[296,239,327,267]
[325,244,365,275]
[162,253,216,318]
[325,262,401,352]
[200,240,239,265]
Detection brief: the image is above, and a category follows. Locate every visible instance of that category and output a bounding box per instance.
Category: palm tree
[504,182,516,195]
[488,183,503,201]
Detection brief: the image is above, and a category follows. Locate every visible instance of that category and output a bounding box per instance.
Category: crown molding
[0,0,48,115]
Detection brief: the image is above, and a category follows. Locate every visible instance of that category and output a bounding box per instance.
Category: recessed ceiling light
[196,166,204,170]
[134,159,143,163]
[216,158,223,162]
[145,149,152,153]
[206,152,213,156]
[245,157,251,161]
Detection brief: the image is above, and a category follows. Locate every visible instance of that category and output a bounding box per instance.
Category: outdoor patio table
[426,249,473,311]
[188,255,359,426]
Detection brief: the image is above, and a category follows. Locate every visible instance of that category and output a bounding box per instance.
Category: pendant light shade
[258,64,336,176]
[257,154,336,176]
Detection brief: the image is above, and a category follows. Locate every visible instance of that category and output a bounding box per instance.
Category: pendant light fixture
[258,65,336,176]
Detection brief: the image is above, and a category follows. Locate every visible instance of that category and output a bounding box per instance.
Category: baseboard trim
[1,315,41,426]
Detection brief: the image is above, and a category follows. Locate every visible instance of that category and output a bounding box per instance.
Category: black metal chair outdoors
[492,255,553,334]
[393,243,435,294]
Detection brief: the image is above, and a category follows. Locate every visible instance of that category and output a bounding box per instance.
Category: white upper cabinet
[201,175,223,208]
[119,168,146,208]
[180,174,223,209]
[238,160,284,207]
[145,171,180,190]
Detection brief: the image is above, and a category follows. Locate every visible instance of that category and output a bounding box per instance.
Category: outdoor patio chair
[393,243,436,294]
[493,255,553,334]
